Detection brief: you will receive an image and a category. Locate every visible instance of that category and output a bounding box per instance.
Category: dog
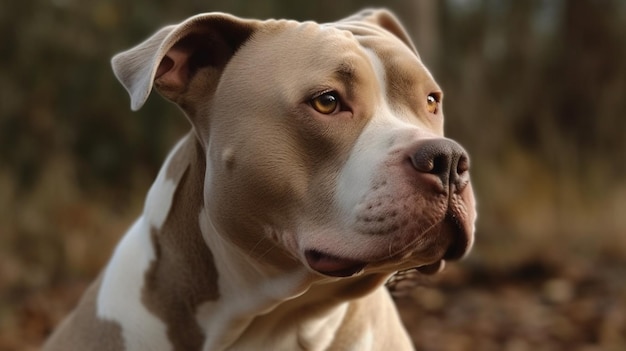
[43,9,476,351]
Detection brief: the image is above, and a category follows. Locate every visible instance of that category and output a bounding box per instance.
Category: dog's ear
[112,13,260,111]
[342,9,418,55]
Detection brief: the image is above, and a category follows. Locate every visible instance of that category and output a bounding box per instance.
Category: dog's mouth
[304,249,445,278]
[305,212,472,278]
[304,250,367,277]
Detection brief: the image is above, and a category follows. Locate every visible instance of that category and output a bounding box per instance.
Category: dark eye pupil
[320,93,336,106]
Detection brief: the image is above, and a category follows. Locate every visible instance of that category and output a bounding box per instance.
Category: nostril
[411,139,456,176]
[451,154,470,193]
[432,154,451,177]
[411,143,451,175]
[410,149,434,173]
[456,154,470,175]
[429,153,451,185]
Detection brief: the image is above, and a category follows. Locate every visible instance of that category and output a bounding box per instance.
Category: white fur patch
[336,116,393,220]
[95,138,187,350]
[144,177,176,229]
[337,50,396,218]
[144,138,187,229]
[96,218,173,351]
[365,48,388,93]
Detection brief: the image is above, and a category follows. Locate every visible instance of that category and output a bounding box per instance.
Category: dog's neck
[134,133,389,350]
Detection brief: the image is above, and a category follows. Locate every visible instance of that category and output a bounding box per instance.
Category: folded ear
[342,9,418,55]
[111,13,260,111]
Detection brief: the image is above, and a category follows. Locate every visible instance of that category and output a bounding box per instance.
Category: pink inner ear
[156,56,174,79]
[154,47,193,90]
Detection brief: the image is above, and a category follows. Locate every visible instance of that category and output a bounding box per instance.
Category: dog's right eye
[311,92,340,114]
[426,93,441,114]
[426,94,438,114]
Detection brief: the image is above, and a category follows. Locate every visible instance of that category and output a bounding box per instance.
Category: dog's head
[112,9,476,279]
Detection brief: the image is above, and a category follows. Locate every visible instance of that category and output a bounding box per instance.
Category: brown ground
[1,254,624,351]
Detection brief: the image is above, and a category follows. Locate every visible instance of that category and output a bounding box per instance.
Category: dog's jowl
[44,9,476,351]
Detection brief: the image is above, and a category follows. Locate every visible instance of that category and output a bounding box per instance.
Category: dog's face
[113,10,476,278]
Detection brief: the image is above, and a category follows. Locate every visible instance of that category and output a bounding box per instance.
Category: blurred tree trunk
[556,0,626,179]
[407,0,440,70]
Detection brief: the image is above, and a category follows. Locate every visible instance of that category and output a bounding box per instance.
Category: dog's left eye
[426,93,440,114]
[311,92,340,114]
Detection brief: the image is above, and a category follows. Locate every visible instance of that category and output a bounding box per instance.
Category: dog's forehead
[256,18,440,111]
[247,20,439,91]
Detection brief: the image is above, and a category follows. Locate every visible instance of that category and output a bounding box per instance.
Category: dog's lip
[441,212,473,261]
[398,212,472,276]
[304,250,367,277]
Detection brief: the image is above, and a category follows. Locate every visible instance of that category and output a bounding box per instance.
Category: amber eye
[426,94,439,114]
[311,92,340,114]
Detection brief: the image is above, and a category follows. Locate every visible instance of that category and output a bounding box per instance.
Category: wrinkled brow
[333,61,361,99]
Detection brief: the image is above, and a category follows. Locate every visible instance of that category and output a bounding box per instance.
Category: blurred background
[1,0,625,350]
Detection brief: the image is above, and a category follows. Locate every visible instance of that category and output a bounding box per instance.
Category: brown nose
[410,139,470,193]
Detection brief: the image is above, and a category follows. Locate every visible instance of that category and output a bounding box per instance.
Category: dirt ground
[393,259,626,351]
